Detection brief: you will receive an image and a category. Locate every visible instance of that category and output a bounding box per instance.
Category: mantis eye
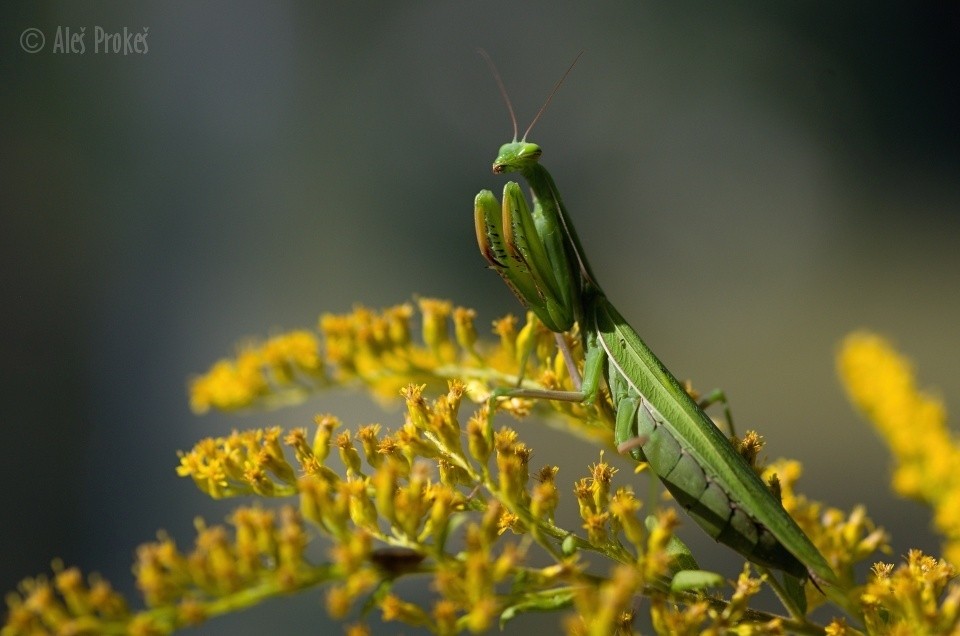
[518,144,542,162]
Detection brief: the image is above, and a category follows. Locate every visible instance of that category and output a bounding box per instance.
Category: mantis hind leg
[554,332,582,390]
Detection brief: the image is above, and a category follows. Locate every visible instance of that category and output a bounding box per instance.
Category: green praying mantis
[472,55,842,600]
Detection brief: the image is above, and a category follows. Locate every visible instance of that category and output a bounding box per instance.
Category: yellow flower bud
[312,414,341,462]
[453,306,478,355]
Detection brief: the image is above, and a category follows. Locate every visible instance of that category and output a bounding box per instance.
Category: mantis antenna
[522,50,584,141]
[477,49,585,142]
[477,48,519,141]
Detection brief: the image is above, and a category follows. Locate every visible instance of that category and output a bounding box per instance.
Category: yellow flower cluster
[189,330,324,412]
[173,383,557,630]
[565,565,642,635]
[826,550,960,635]
[2,507,317,636]
[188,299,608,447]
[176,426,299,498]
[837,332,960,564]
[405,504,531,633]
[177,379,696,633]
[648,565,783,636]
[135,507,312,610]
[188,299,565,412]
[1,563,129,636]
[563,507,702,636]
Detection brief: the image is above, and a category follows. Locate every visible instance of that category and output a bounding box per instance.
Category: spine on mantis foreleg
[592,292,838,586]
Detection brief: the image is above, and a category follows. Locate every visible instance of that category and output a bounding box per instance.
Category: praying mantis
[472,56,841,597]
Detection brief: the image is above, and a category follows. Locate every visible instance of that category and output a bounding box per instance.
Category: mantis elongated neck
[522,162,602,293]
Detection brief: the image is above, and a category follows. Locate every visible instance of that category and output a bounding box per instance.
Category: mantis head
[479,49,581,175]
[492,141,542,175]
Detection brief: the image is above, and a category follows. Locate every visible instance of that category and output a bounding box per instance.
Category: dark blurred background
[2,2,958,633]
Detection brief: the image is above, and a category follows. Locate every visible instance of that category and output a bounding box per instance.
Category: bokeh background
[2,2,959,633]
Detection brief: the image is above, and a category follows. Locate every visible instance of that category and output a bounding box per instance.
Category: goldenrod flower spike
[188,300,611,456]
[838,331,960,563]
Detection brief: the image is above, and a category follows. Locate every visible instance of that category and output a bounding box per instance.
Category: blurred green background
[2,2,959,633]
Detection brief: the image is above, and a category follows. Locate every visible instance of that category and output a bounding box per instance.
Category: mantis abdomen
[608,371,808,579]
[593,292,832,583]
